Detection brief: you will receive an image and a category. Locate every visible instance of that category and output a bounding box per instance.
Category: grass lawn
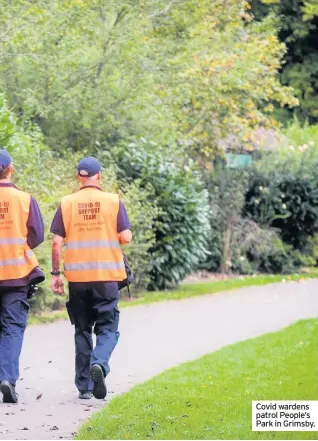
[28,269,318,326]
[76,319,318,440]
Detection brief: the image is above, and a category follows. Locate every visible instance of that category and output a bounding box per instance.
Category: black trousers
[67,281,119,393]
[0,286,29,386]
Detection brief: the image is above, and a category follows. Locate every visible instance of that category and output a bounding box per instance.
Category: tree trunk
[221,226,232,274]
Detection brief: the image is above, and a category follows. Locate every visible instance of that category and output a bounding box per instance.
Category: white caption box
[252,401,318,431]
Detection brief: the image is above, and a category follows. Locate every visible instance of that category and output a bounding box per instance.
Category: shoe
[0,381,18,404]
[78,391,93,399]
[90,364,107,399]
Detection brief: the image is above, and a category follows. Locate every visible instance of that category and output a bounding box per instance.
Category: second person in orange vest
[0,150,45,404]
[50,157,132,400]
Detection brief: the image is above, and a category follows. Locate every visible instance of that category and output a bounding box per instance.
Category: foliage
[105,141,211,290]
[205,169,249,273]
[304,233,318,264]
[251,0,318,122]
[0,94,15,144]
[0,0,297,163]
[245,173,318,249]
[302,0,318,21]
[202,168,300,275]
[200,163,314,274]
[230,220,302,275]
[150,0,298,161]
[119,180,160,291]
[245,141,318,252]
[0,0,165,151]
[283,119,318,148]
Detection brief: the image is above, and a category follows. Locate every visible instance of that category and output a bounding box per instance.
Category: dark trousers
[67,282,120,393]
[0,286,29,386]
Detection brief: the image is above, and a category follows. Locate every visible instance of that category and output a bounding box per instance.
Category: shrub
[245,171,318,250]
[119,180,160,291]
[243,136,318,271]
[202,167,305,275]
[103,141,211,290]
[255,239,304,274]
[202,168,251,274]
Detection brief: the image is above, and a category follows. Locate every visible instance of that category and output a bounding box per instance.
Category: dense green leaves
[245,174,318,249]
[251,0,318,121]
[244,141,318,259]
[0,0,298,162]
[107,141,211,290]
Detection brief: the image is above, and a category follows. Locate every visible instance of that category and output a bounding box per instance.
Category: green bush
[245,167,318,251]
[242,134,318,272]
[247,238,304,274]
[103,141,211,290]
[198,218,223,272]
[201,167,306,275]
[119,179,160,291]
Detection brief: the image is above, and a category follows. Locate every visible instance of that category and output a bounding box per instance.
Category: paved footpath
[0,279,317,440]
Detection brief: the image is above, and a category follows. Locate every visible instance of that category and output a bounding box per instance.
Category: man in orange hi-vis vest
[0,150,45,404]
[50,157,132,400]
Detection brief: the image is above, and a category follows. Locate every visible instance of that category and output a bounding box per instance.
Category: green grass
[76,319,318,440]
[28,269,318,325]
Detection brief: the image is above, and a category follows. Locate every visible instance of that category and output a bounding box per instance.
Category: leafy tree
[251,0,318,121]
[0,0,297,163]
[0,0,172,151]
[136,0,298,163]
[105,141,211,290]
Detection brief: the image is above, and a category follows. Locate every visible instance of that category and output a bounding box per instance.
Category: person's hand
[51,275,64,295]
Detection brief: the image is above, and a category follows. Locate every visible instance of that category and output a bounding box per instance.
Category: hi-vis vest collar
[61,188,126,283]
[0,185,39,280]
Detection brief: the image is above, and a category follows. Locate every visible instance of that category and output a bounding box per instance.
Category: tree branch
[149,0,175,19]
[96,7,127,81]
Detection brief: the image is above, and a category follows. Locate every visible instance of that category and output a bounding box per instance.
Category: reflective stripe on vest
[64,261,125,271]
[0,250,34,267]
[65,240,120,250]
[0,187,39,280]
[61,189,126,282]
[0,238,27,245]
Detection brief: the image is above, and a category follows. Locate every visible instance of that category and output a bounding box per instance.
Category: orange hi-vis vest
[0,186,39,280]
[61,188,126,283]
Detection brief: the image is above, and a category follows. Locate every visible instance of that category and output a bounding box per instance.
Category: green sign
[226,153,252,169]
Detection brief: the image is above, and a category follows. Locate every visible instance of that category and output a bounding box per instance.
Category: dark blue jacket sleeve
[50,205,66,238]
[27,197,45,249]
[117,201,131,233]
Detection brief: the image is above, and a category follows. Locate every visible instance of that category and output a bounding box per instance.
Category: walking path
[0,279,317,440]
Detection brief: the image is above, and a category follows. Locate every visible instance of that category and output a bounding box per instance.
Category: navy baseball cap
[0,150,12,171]
[77,157,104,177]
